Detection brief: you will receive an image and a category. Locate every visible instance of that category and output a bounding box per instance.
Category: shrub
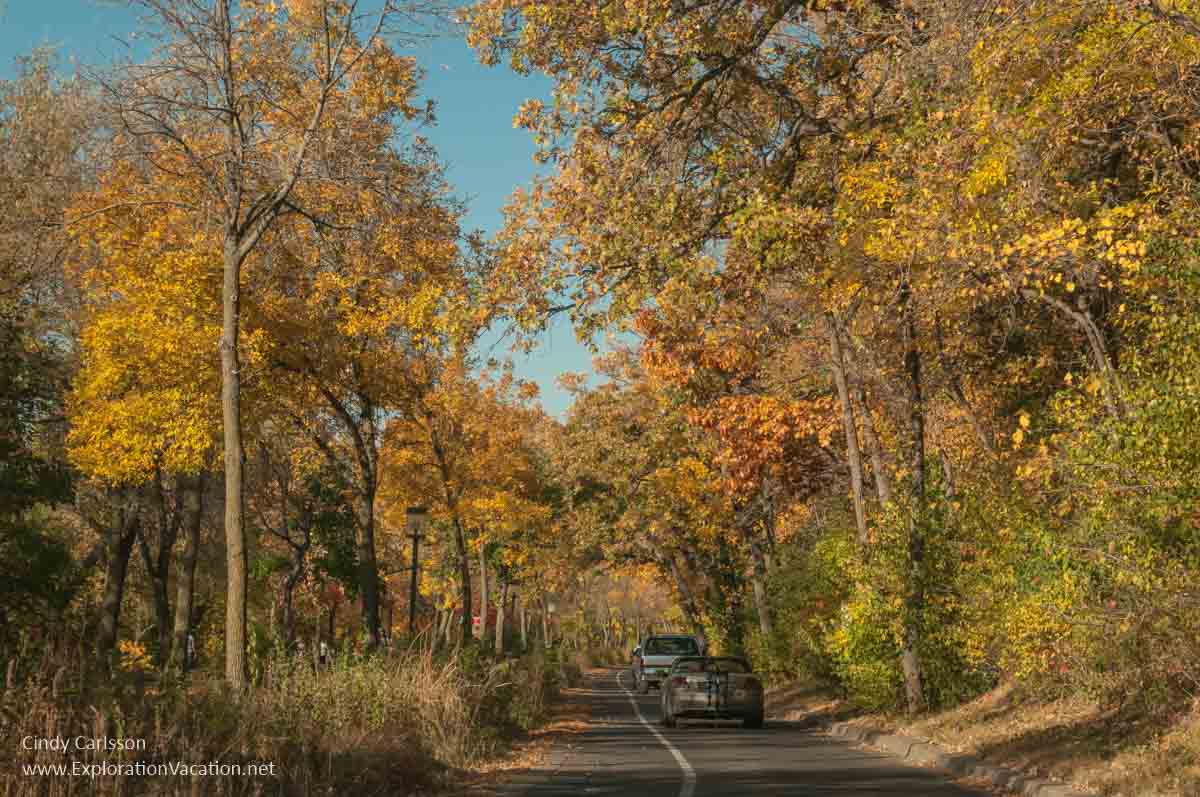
[823,583,903,710]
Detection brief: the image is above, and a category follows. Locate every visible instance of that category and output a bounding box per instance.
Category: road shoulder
[765,680,1103,797]
[449,668,596,796]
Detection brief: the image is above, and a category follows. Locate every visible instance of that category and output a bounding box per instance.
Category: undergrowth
[1,637,570,795]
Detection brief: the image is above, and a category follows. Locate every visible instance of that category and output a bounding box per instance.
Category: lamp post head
[405,506,429,536]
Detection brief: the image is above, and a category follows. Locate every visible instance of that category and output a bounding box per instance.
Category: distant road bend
[510,667,987,797]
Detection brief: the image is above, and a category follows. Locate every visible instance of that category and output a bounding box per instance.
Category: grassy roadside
[764,679,1200,797]
[0,639,586,796]
[447,649,623,796]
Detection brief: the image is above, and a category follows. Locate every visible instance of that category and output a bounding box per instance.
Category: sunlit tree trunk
[446,606,456,646]
[494,577,508,655]
[666,552,706,638]
[828,315,869,548]
[746,536,774,640]
[428,423,473,646]
[354,478,382,648]
[477,544,489,641]
[519,595,528,650]
[220,232,248,688]
[852,378,893,506]
[899,281,927,715]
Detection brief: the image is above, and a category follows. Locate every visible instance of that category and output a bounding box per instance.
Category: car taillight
[671,676,687,687]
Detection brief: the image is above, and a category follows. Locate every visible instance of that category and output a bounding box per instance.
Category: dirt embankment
[765,680,1200,797]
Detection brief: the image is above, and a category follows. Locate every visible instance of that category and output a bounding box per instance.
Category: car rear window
[644,637,699,655]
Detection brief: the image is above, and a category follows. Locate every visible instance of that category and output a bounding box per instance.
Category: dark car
[659,656,764,728]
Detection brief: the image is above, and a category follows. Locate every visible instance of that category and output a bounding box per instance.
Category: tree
[380,358,551,645]
[94,0,441,687]
[0,54,94,637]
[468,0,941,704]
[68,162,223,664]
[260,134,468,648]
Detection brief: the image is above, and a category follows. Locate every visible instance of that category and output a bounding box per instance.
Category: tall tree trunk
[715,532,745,655]
[941,452,956,500]
[540,594,550,647]
[171,473,204,672]
[494,577,508,655]
[430,426,472,646]
[138,506,174,662]
[310,386,384,650]
[431,607,444,651]
[477,543,489,641]
[221,236,247,689]
[666,552,706,638]
[899,282,927,715]
[97,509,139,665]
[142,537,172,666]
[138,469,181,668]
[444,604,457,647]
[745,533,774,640]
[450,516,473,645]
[355,481,382,649]
[828,316,869,548]
[851,378,893,506]
[327,596,337,647]
[280,556,304,649]
[761,481,778,569]
[510,588,518,632]
[519,594,528,650]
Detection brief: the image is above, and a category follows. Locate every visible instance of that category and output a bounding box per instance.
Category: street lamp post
[406,506,429,636]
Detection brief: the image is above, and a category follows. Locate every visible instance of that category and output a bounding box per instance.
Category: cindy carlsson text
[22,736,146,753]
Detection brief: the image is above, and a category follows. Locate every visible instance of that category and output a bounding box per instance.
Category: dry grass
[892,687,1200,797]
[765,677,1200,797]
[1,640,564,796]
[431,667,598,797]
[765,680,854,726]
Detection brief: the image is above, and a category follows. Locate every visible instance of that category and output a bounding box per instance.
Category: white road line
[616,669,697,797]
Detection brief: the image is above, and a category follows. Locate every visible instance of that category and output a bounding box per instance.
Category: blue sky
[0,0,598,417]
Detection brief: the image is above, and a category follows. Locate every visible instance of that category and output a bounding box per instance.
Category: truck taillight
[671,676,687,687]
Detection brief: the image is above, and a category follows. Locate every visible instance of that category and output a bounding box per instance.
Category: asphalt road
[510,667,988,797]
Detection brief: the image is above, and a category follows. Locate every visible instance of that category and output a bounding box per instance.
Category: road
[508,667,988,797]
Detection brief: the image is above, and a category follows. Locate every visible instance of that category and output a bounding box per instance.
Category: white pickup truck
[631,634,704,693]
